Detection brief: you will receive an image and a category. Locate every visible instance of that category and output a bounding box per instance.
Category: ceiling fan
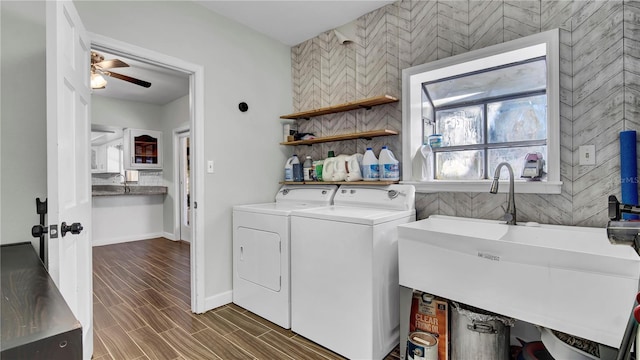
[90,51,152,89]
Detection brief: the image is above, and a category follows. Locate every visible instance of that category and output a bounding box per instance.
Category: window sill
[401,180,563,194]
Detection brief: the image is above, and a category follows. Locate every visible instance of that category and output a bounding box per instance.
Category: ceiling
[196,1,395,46]
[92,1,393,105]
[91,49,190,106]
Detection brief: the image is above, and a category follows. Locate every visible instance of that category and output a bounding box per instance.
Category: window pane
[435,150,484,180]
[435,106,483,146]
[425,58,547,107]
[422,90,434,144]
[488,146,547,180]
[488,95,546,143]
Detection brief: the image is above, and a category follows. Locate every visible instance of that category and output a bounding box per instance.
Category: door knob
[31,224,48,238]
[61,222,83,237]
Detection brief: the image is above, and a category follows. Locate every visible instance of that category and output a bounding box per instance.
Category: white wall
[0,1,47,248]
[94,95,191,242]
[91,95,168,244]
[159,95,190,239]
[92,195,165,246]
[92,95,164,130]
[1,0,291,308]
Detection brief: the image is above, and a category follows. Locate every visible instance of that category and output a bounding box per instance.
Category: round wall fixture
[238,102,249,112]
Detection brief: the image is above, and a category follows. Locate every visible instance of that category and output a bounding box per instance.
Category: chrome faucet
[114,173,130,193]
[490,162,516,225]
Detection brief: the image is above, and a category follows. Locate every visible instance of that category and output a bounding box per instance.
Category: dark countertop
[1,243,82,359]
[92,185,168,196]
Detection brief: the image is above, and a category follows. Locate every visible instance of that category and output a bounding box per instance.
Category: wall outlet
[207,160,214,173]
[579,145,596,166]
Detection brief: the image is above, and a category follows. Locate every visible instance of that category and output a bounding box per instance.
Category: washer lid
[234,202,333,216]
[291,205,415,225]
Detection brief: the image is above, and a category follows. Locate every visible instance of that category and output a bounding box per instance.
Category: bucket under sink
[397,215,640,349]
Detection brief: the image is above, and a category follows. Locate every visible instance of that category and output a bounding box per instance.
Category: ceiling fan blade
[107,71,152,88]
[95,58,129,69]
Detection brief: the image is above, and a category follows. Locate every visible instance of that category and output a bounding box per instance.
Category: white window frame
[401,29,562,194]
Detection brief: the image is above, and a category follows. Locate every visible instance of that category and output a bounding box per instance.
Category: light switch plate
[579,145,596,165]
[207,160,214,173]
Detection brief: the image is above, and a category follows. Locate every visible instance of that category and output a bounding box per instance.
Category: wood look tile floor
[92,238,401,360]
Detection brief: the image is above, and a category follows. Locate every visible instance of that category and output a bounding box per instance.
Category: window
[402,29,561,194]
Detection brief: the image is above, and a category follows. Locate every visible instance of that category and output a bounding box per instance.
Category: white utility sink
[398,215,640,348]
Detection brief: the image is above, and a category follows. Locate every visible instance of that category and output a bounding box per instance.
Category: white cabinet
[105,139,123,173]
[91,138,123,173]
[124,128,163,170]
[91,145,106,173]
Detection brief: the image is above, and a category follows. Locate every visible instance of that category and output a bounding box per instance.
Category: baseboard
[202,290,232,313]
[92,232,165,247]
[163,231,176,241]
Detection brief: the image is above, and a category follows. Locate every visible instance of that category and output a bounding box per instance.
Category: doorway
[175,129,191,243]
[90,32,205,313]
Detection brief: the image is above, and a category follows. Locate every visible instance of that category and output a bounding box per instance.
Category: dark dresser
[1,242,82,359]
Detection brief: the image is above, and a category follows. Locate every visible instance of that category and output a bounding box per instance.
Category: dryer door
[236,227,282,292]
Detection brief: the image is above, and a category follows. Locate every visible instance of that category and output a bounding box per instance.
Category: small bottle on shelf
[303,156,314,181]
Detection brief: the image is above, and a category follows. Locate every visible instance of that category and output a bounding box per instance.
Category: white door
[179,133,191,242]
[46,1,93,358]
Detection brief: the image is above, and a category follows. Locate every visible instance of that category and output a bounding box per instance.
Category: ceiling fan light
[91,72,107,89]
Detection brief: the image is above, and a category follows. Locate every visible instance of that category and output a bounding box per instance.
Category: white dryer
[232,185,337,329]
[290,184,415,360]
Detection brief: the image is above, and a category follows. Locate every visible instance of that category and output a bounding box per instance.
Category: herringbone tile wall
[290,0,640,227]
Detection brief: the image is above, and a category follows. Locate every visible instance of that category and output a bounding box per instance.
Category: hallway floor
[92,238,401,360]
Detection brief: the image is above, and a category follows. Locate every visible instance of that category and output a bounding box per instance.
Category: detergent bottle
[362,147,379,181]
[331,154,348,181]
[284,156,295,181]
[412,143,433,181]
[322,151,337,181]
[379,146,400,181]
[291,155,303,182]
[345,153,364,182]
[313,160,324,181]
[322,157,335,182]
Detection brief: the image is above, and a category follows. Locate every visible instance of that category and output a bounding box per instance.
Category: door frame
[90,33,206,313]
[173,126,190,242]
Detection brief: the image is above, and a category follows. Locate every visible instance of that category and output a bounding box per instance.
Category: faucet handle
[500,205,514,223]
[503,213,514,223]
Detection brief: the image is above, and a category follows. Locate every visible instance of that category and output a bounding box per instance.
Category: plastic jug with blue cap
[362,147,379,181]
[284,156,294,181]
[379,146,399,181]
[284,155,303,182]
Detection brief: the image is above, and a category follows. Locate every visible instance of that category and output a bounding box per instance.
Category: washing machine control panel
[334,185,416,210]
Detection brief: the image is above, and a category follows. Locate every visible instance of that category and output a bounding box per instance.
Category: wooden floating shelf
[281,129,398,146]
[280,95,399,120]
[280,181,399,185]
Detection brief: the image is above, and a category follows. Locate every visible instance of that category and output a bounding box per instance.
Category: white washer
[232,185,337,329]
[290,185,416,360]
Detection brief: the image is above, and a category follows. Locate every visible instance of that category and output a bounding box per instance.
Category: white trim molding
[402,29,562,195]
[89,32,206,314]
[203,291,233,314]
[93,232,165,247]
[401,180,563,194]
